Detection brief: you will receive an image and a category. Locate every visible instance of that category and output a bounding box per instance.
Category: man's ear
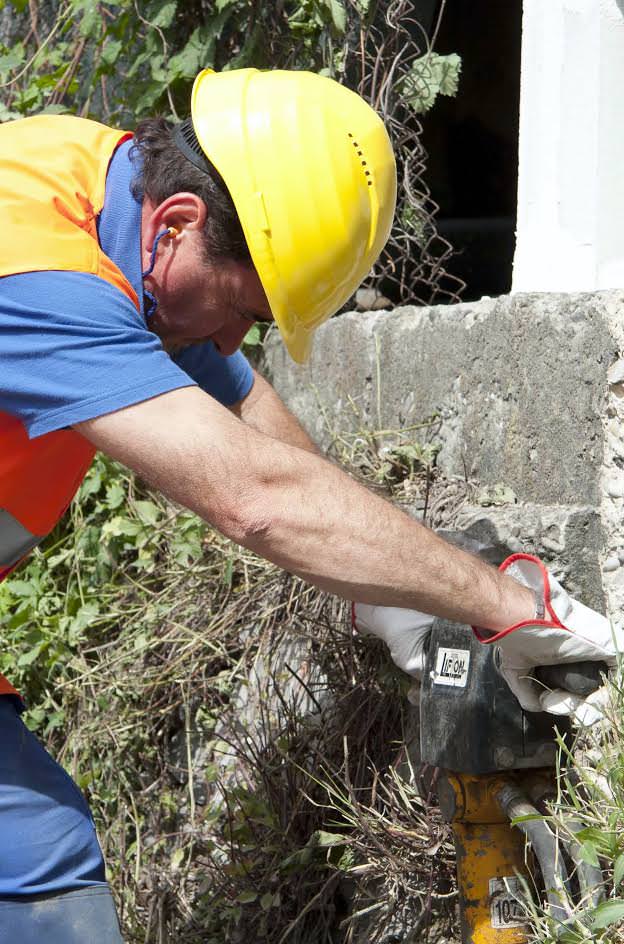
[143,192,207,248]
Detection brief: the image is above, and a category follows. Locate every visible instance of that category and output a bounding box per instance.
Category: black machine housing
[420,618,571,775]
[419,530,571,776]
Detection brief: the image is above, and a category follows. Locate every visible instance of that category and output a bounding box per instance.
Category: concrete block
[262,292,616,506]
[262,289,624,621]
[453,504,606,611]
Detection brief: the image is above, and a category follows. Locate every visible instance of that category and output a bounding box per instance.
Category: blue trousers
[0,697,123,941]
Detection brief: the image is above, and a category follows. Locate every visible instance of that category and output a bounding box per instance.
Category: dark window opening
[420,1,523,301]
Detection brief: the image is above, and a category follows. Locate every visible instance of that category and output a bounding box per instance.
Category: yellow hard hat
[189,68,397,363]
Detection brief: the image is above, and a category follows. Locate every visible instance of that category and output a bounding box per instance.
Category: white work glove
[475,554,623,724]
[352,602,434,679]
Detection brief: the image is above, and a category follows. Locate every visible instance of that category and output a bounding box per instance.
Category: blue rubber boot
[0,886,124,943]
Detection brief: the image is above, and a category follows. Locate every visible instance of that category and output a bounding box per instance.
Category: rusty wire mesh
[339,0,466,309]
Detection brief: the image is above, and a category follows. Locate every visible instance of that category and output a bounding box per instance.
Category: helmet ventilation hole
[348,133,373,186]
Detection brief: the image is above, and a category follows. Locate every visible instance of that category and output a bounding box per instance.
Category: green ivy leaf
[41,104,70,115]
[134,500,161,527]
[151,1,177,28]
[0,47,24,72]
[398,52,462,115]
[105,482,126,510]
[100,39,122,66]
[101,515,142,539]
[17,642,45,667]
[325,0,346,33]
[243,324,262,347]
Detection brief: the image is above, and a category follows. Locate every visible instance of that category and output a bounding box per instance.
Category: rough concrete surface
[262,290,624,622]
[263,292,616,505]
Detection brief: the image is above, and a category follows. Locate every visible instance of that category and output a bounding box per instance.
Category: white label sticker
[489,877,527,929]
[432,647,470,687]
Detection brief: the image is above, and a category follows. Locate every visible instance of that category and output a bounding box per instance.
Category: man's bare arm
[230,369,318,453]
[75,386,534,630]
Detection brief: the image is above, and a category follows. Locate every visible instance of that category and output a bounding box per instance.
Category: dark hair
[131,117,251,263]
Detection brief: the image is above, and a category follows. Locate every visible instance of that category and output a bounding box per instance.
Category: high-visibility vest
[0,115,136,698]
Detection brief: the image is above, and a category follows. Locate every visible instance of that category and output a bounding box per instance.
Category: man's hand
[352,603,434,679]
[475,554,623,724]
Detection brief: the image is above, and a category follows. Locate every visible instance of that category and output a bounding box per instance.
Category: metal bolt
[494,746,516,769]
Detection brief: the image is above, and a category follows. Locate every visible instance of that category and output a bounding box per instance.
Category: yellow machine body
[438,773,532,944]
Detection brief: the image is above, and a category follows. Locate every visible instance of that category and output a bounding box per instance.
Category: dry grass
[15,433,460,943]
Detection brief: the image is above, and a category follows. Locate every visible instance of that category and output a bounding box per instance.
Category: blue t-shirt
[0,138,253,438]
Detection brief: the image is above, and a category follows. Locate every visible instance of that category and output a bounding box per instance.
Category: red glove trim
[472,552,569,644]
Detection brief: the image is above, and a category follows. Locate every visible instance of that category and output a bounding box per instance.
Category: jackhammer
[419,537,607,943]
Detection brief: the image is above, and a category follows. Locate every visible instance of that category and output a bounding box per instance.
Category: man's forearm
[230,375,533,629]
[230,369,319,453]
[234,431,534,631]
[78,387,534,632]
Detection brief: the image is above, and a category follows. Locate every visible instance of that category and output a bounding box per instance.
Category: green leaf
[326,0,346,32]
[17,642,45,667]
[614,853,624,889]
[134,500,160,526]
[0,102,20,122]
[236,890,257,904]
[41,104,70,115]
[0,48,24,72]
[7,580,36,599]
[222,558,234,588]
[591,898,624,930]
[337,847,355,871]
[170,846,185,870]
[67,602,100,641]
[576,827,619,859]
[101,515,142,539]
[105,482,126,509]
[556,929,586,944]
[398,52,462,115]
[151,1,177,28]
[243,324,262,347]
[100,39,122,66]
[579,841,600,868]
[312,830,347,848]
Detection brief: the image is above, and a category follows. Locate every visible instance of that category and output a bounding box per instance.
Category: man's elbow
[206,483,275,550]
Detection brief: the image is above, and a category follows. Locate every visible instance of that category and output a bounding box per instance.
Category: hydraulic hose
[565,819,605,908]
[527,781,605,910]
[497,783,573,923]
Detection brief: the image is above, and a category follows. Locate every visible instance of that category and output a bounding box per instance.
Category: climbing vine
[0,0,464,304]
[0,0,357,125]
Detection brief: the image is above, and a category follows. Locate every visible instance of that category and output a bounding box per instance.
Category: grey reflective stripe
[0,508,39,568]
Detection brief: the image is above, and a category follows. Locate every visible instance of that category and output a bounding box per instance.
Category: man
[0,68,619,941]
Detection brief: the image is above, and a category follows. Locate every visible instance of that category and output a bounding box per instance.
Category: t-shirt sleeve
[173,342,253,406]
[0,271,200,438]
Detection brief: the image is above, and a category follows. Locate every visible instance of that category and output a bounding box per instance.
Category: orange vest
[0,116,137,698]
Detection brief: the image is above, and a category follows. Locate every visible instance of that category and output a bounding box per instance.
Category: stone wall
[261,291,624,622]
